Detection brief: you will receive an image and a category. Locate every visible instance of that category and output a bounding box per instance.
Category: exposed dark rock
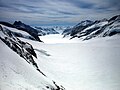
[13,21,43,42]
[0,25,46,76]
[0,21,15,28]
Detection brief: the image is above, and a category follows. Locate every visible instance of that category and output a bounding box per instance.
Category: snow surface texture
[21,34,120,90]
[0,39,63,90]
[0,25,65,90]
[1,26,120,90]
[39,34,79,44]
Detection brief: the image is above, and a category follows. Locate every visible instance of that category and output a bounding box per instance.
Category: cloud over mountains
[0,0,119,26]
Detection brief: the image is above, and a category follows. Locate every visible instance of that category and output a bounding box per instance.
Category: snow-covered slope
[1,24,120,90]
[0,25,65,90]
[0,24,35,40]
[21,34,120,90]
[0,39,59,90]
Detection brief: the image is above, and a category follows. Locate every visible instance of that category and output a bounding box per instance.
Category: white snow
[21,34,120,90]
[1,31,120,90]
[0,39,58,90]
[39,34,79,44]
[82,21,108,33]
[0,24,32,38]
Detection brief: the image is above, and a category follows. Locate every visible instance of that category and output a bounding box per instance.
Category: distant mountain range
[35,26,59,36]
[0,15,120,42]
[62,15,120,40]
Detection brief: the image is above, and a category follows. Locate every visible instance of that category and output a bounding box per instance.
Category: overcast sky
[0,0,120,26]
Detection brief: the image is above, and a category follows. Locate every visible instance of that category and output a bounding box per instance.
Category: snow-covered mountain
[62,15,120,40]
[0,21,43,42]
[14,21,60,36]
[0,24,36,40]
[0,24,65,90]
[62,20,93,37]
[52,26,71,34]
[35,26,71,35]
[0,21,63,41]
[35,27,59,36]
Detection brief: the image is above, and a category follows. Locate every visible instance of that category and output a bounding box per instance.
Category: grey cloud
[0,0,120,26]
[58,11,79,15]
[60,0,95,9]
[107,0,120,10]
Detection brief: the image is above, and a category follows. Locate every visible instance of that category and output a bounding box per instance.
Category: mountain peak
[14,21,23,25]
[76,20,93,27]
[109,15,120,22]
[14,21,27,28]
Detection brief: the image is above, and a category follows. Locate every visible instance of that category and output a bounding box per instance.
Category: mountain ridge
[62,15,120,40]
